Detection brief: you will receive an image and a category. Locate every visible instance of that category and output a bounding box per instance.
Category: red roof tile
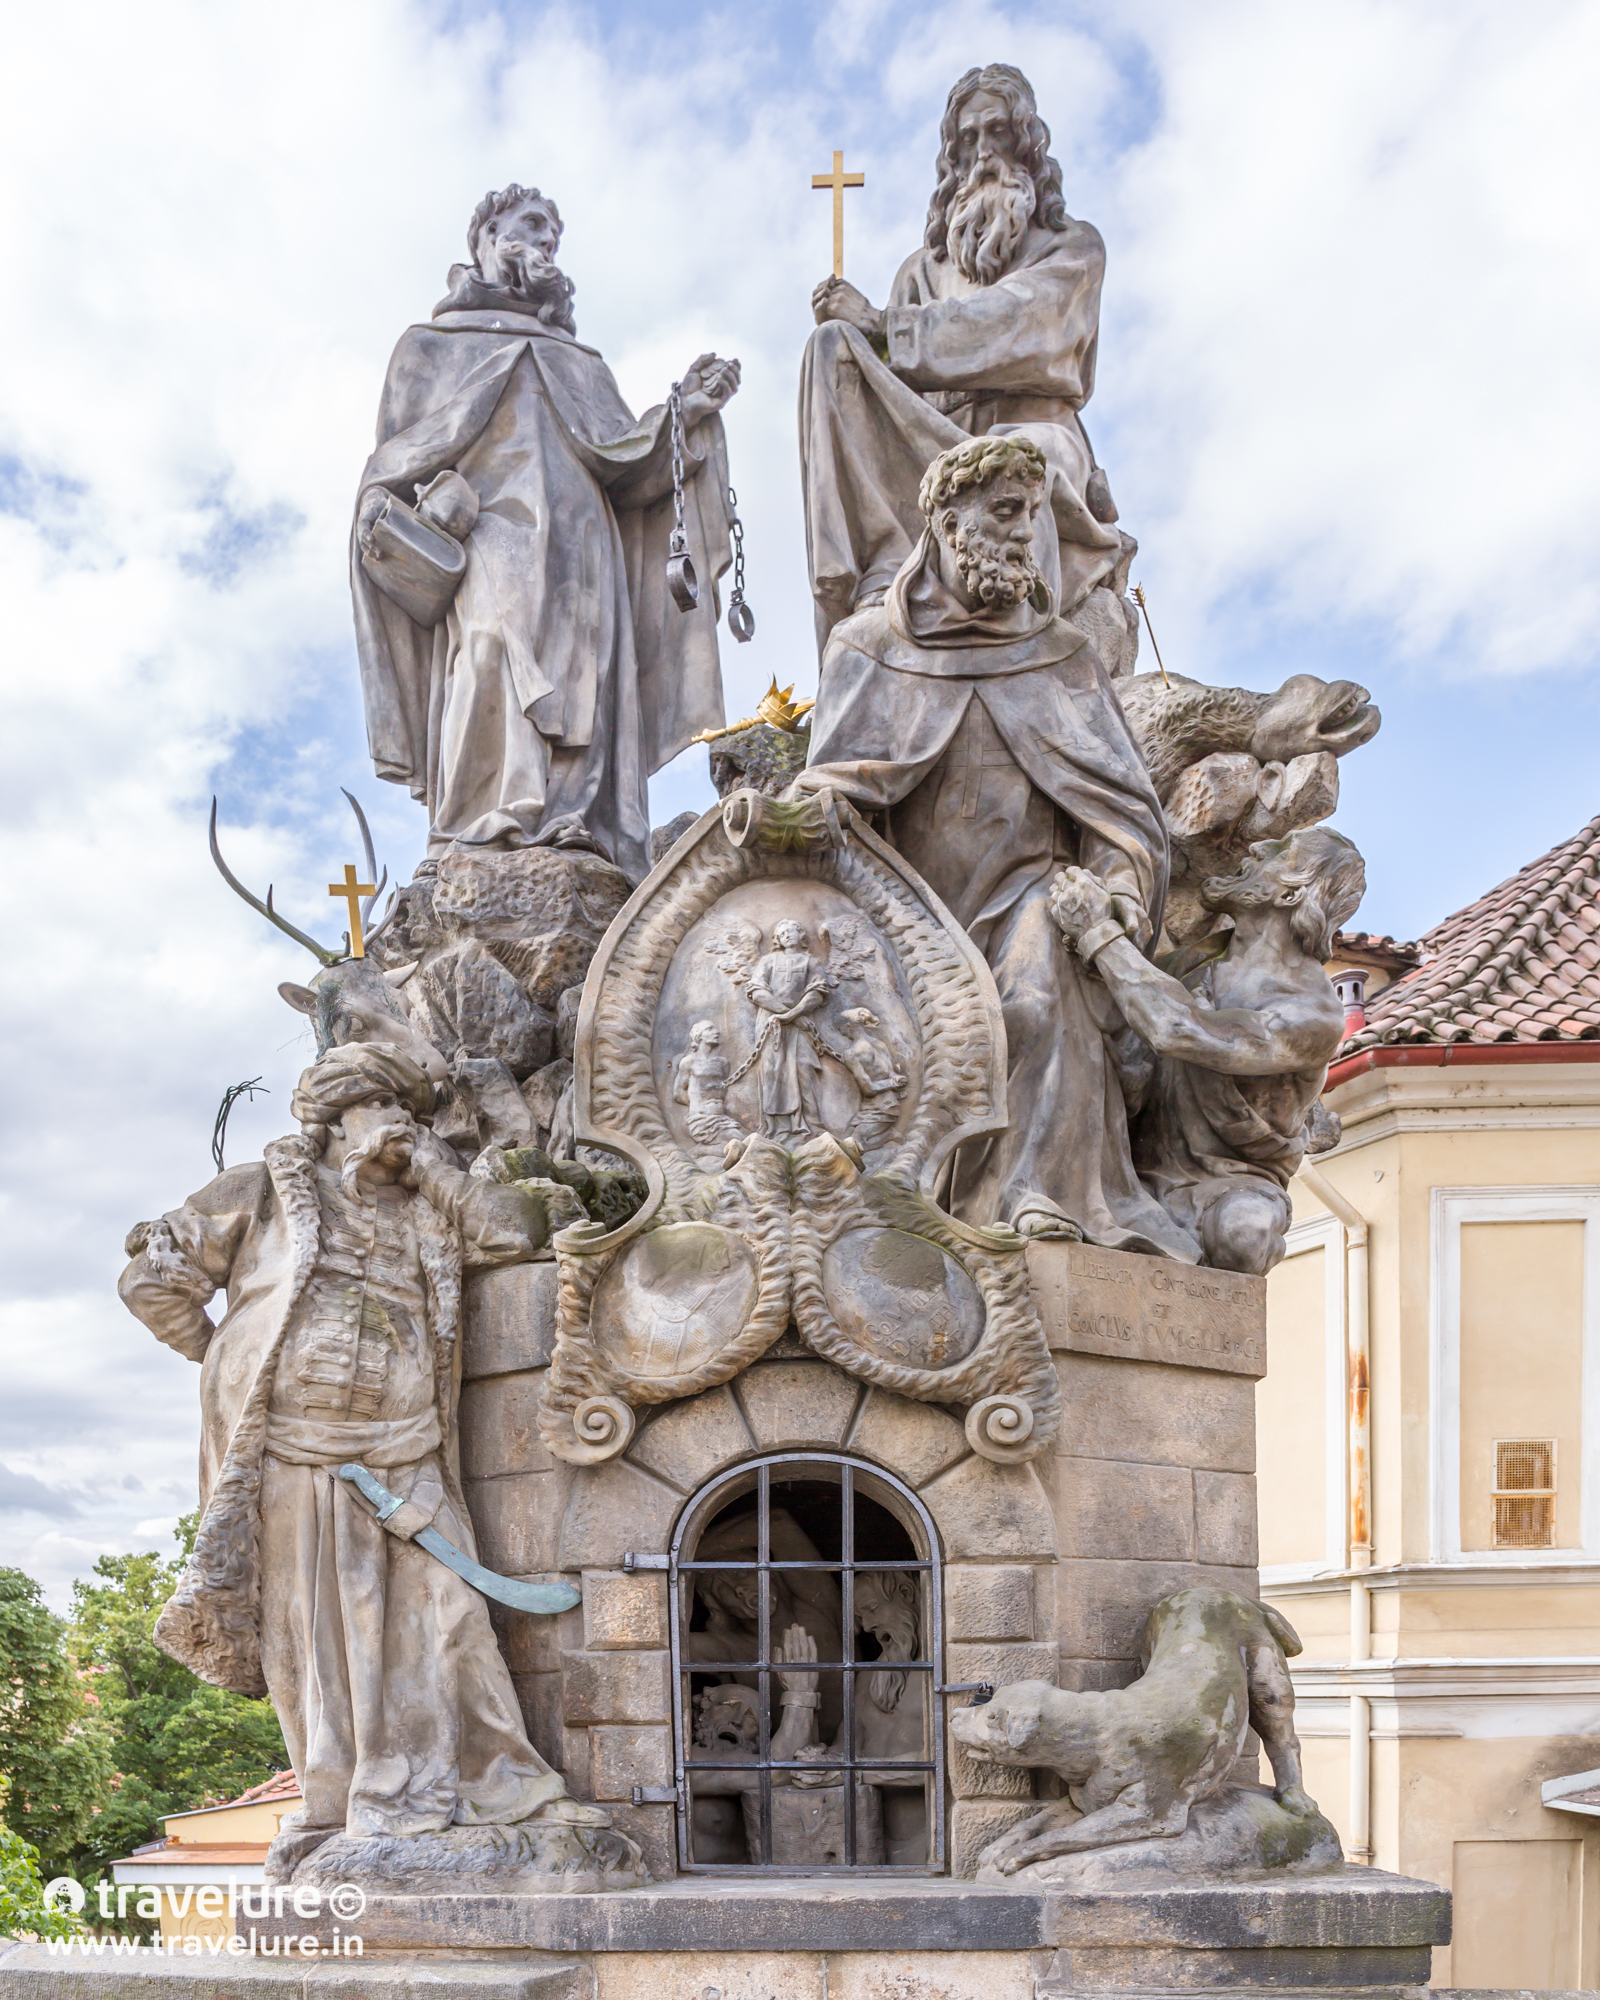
[1342,813,1600,1055]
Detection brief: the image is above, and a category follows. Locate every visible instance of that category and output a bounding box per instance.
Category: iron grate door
[664,1452,947,1874]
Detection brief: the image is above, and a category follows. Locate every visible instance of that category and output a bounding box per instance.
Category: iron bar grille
[1493,1437,1556,1550]
[668,1451,946,1875]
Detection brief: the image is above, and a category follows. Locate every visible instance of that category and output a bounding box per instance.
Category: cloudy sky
[2,0,1597,1602]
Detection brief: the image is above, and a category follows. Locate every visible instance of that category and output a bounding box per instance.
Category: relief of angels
[682,906,910,1151]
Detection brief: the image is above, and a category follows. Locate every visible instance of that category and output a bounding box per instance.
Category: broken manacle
[107,67,1454,1987]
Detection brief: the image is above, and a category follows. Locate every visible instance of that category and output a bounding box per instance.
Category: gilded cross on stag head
[329,863,376,958]
[811,149,864,279]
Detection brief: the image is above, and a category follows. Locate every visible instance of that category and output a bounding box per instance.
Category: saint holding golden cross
[329,862,377,958]
[811,149,864,279]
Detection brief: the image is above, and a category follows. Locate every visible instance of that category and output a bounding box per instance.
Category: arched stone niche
[543,1353,1057,1879]
[460,1240,1271,1880]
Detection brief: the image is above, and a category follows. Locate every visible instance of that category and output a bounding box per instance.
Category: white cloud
[0,0,1595,1599]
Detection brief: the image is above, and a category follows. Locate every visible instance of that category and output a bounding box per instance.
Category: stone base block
[0,1870,1450,2000]
[981,1785,1343,1888]
[284,1820,648,1896]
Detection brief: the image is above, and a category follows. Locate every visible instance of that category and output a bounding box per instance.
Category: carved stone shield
[536,789,1058,1465]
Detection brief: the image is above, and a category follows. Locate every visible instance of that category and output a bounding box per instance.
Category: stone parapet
[28,1869,1447,1997]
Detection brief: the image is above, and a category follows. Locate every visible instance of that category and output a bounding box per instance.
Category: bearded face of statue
[937,471,1046,610]
[329,1091,419,1194]
[944,87,1038,284]
[475,194,571,308]
[1201,835,1300,916]
[856,1573,920,1713]
[694,1685,759,1752]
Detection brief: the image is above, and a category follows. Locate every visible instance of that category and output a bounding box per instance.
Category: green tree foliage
[0,1570,113,1878]
[67,1516,287,1878]
[0,1777,82,1942]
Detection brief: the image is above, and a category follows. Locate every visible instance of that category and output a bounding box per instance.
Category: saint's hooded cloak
[353,272,732,881]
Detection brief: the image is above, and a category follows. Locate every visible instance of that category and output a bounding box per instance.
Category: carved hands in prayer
[774,1624,837,1786]
[811,275,886,342]
[678,353,742,428]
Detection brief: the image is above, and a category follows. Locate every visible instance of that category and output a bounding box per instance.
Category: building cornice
[1288,1656,1600,1740]
[1316,1057,1600,1156]
[1264,1558,1600,1594]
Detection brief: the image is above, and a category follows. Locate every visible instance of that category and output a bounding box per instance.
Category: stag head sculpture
[209,792,449,1086]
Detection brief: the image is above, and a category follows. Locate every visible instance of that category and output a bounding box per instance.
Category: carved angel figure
[745,921,833,1141]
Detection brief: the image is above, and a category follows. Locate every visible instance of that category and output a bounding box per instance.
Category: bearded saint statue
[792,434,1195,1259]
[800,64,1131,662]
[352,183,740,882]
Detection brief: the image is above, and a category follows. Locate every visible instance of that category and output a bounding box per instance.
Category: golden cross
[812,149,864,279]
[329,863,376,958]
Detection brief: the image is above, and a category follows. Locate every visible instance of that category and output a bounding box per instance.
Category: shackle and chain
[666,379,755,643]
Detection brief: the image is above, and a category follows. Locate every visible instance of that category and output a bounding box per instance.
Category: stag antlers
[209,790,398,963]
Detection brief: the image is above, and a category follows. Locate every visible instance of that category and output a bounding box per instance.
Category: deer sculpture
[209,791,449,1089]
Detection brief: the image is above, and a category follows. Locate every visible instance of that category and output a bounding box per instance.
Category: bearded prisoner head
[466,183,577,333]
[925,65,1070,285]
[919,434,1049,611]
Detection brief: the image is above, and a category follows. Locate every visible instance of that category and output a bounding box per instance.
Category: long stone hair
[924,64,1069,258]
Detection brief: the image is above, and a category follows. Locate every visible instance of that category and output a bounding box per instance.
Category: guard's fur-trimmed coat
[119,1136,536,1696]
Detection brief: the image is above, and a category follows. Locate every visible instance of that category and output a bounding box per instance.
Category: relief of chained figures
[535,789,1058,1471]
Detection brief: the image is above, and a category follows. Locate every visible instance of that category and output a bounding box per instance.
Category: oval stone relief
[591,1223,760,1379]
[820,1227,985,1371]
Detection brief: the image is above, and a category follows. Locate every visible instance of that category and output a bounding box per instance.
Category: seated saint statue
[801,64,1127,656]
[1050,828,1366,1271]
[352,182,739,881]
[792,433,1194,1256]
[117,1044,617,1876]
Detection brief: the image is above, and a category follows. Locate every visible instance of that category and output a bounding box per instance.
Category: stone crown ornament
[536,787,1060,1466]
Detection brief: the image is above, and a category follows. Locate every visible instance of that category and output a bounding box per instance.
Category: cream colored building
[1261,812,1600,1989]
[109,1769,299,1945]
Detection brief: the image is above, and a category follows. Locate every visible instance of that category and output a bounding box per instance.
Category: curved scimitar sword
[338,1463,580,1616]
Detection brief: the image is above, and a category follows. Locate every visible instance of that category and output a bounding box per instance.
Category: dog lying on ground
[950,1588,1316,1876]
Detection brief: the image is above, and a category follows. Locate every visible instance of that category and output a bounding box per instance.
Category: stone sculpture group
[120,61,1380,1902]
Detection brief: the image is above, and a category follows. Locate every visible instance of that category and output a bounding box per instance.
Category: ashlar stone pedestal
[0,1873,1451,1998]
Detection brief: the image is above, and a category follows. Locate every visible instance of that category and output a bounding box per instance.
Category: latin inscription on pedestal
[1026,1240,1266,1379]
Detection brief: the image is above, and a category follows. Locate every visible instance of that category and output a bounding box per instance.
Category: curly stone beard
[945,156,1037,285]
[864,1603,920,1713]
[1201,858,1282,913]
[948,519,1044,609]
[492,240,577,329]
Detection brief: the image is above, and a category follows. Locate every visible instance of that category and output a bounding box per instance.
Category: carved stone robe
[119,1138,568,1838]
[353,271,731,881]
[800,219,1124,649]
[794,535,1197,1259]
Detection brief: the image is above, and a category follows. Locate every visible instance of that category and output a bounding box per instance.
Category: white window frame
[1429,1185,1600,1564]
[1260,1211,1348,1583]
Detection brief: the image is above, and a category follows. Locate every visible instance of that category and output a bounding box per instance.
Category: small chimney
[1333,968,1368,1035]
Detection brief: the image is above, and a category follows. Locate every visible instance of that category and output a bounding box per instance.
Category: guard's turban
[290,1043,436,1128]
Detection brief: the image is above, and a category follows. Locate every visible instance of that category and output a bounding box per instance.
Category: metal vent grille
[1493,1439,1556,1549]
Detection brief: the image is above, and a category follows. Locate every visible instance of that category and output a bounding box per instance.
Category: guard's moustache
[339,1121,415,1195]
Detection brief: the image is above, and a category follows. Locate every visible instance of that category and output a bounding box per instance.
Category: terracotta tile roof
[1342,812,1600,1053]
[229,1770,300,1807]
[1328,930,1422,974]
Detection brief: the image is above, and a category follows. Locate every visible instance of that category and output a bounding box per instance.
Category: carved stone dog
[950,1588,1316,1876]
